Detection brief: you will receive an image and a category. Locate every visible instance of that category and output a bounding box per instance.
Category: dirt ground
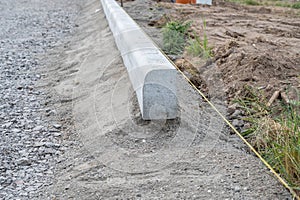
[122,0,300,197]
[31,0,297,199]
[123,0,300,102]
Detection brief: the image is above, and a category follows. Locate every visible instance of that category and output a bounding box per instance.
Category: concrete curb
[100,0,178,120]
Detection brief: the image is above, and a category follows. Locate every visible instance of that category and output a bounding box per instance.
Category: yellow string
[172,62,300,200]
[134,19,299,199]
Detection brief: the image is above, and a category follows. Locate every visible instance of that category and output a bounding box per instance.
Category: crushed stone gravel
[0,0,81,199]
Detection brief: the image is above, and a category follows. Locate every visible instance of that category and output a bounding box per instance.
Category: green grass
[163,29,186,55]
[162,21,191,55]
[273,1,299,8]
[164,21,191,35]
[244,0,260,6]
[187,19,213,59]
[228,0,300,9]
[229,0,261,6]
[235,86,300,194]
[292,2,300,9]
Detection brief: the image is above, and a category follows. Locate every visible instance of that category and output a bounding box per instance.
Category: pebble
[227,103,238,115]
[12,128,21,133]
[232,119,239,126]
[33,126,44,132]
[234,186,241,192]
[231,110,241,119]
[16,158,31,166]
[52,124,62,129]
[2,122,13,128]
[52,132,62,137]
[34,142,46,147]
[0,0,80,198]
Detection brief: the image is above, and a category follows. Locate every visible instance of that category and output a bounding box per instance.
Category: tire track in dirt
[37,0,292,199]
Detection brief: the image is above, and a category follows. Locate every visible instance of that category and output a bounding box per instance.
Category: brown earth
[124,0,300,103]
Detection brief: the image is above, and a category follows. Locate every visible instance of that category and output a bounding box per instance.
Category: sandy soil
[33,0,294,199]
[122,0,300,197]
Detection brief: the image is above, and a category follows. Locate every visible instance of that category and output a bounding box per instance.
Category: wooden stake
[267,90,280,107]
[280,91,290,104]
[121,0,123,7]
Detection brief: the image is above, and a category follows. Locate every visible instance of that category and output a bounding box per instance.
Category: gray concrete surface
[101,0,178,120]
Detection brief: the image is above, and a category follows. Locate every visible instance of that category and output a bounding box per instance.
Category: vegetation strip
[236,87,300,194]
[160,18,299,197]
[173,62,300,199]
[228,0,300,9]
[125,3,299,199]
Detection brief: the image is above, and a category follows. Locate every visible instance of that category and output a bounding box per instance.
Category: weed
[187,35,203,57]
[164,21,191,35]
[292,2,300,9]
[236,85,300,194]
[244,0,260,5]
[187,19,213,59]
[163,29,186,55]
[228,0,300,9]
[272,1,300,9]
[228,0,260,6]
[163,21,191,55]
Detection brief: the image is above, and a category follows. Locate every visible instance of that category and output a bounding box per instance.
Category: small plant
[164,21,191,35]
[163,21,191,55]
[187,34,203,57]
[228,0,260,5]
[292,2,300,9]
[227,0,300,9]
[236,85,300,194]
[187,19,213,59]
[244,0,260,5]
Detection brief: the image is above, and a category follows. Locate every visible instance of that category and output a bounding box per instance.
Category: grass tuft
[236,86,300,194]
[163,21,191,55]
[244,0,260,5]
[187,19,213,59]
[292,2,300,9]
[227,0,300,9]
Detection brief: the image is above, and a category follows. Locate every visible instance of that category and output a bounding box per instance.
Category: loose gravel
[0,0,81,199]
[0,0,293,199]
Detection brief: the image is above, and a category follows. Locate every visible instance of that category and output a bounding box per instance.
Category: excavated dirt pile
[125,0,300,102]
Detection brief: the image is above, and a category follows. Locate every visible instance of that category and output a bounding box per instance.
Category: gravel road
[0,0,81,199]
